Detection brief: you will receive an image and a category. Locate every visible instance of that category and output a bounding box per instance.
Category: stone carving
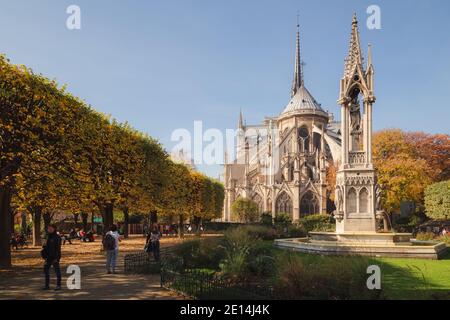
[349,96,361,132]
[375,183,383,212]
[333,185,344,222]
[345,175,374,186]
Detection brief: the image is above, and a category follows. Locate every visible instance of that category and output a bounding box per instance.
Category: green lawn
[373,251,450,299]
[278,247,450,300]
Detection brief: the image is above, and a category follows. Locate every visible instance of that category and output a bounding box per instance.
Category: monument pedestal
[274,234,448,260]
[309,231,412,245]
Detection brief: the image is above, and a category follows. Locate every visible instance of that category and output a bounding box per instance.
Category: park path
[0,237,184,300]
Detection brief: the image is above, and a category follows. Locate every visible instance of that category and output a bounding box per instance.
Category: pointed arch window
[300,191,319,217]
[276,192,293,215]
[359,188,369,213]
[347,188,357,213]
[252,193,264,213]
[298,126,310,153]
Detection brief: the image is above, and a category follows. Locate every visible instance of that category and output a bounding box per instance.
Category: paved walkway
[0,240,183,300]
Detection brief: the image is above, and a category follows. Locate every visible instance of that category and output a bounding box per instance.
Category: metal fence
[124,251,156,274]
[125,247,275,300]
[124,246,177,274]
[160,263,274,300]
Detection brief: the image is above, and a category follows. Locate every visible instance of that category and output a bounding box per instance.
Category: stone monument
[275,15,447,259]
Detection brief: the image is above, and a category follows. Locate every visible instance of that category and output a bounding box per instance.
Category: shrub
[244,225,278,240]
[247,255,277,278]
[425,180,450,220]
[287,225,307,238]
[219,227,260,279]
[274,213,292,226]
[231,198,260,223]
[274,253,382,300]
[173,238,225,270]
[260,213,273,226]
[298,214,335,233]
[415,232,437,241]
[204,222,243,232]
[439,235,450,245]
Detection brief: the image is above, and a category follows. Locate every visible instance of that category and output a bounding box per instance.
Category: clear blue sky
[1,0,449,178]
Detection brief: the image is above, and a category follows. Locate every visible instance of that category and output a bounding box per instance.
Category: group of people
[60,228,95,245]
[41,224,121,290]
[40,223,164,290]
[10,233,27,250]
[144,224,178,237]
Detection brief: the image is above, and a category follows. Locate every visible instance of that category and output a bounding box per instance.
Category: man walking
[42,224,62,291]
[103,224,121,274]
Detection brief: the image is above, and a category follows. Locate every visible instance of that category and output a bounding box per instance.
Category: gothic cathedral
[223,15,373,223]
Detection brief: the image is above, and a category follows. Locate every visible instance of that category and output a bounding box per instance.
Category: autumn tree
[373,129,433,214]
[0,53,224,267]
[405,132,450,182]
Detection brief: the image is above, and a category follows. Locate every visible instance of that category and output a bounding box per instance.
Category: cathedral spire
[238,109,244,129]
[291,14,303,97]
[344,13,364,79]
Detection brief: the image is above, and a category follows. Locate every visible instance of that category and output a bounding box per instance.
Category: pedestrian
[10,234,18,250]
[61,232,72,245]
[150,227,161,261]
[103,224,121,274]
[41,224,62,291]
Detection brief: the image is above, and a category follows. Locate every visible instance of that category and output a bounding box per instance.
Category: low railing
[349,151,366,164]
[160,262,274,300]
[124,246,177,274]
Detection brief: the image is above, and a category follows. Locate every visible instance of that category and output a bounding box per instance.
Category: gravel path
[0,236,184,300]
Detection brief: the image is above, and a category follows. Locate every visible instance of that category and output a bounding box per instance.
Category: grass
[270,242,450,300]
[373,250,450,300]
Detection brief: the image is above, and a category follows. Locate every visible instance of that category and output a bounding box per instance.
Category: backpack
[40,247,48,260]
[103,234,116,251]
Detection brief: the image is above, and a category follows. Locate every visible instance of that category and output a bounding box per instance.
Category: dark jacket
[43,233,62,262]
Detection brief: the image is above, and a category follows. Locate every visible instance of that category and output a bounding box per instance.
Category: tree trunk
[102,203,114,236]
[21,212,27,235]
[10,208,15,234]
[43,211,52,231]
[81,213,88,231]
[178,214,184,239]
[32,207,43,247]
[0,187,12,268]
[73,213,79,228]
[194,216,202,237]
[123,207,129,239]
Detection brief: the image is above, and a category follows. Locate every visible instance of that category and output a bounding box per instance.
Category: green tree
[424,181,450,220]
[231,198,259,223]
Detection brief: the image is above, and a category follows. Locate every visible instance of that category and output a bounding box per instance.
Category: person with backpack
[41,224,62,290]
[103,224,121,274]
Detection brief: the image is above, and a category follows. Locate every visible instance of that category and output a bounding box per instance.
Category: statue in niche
[349,89,363,151]
[333,185,344,222]
[375,183,383,212]
[335,186,344,213]
[349,96,361,132]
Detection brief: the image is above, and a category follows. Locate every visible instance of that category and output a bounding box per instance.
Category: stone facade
[223,22,342,222]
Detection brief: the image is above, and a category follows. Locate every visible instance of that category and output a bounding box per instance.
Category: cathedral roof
[281,84,325,115]
[280,21,327,118]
